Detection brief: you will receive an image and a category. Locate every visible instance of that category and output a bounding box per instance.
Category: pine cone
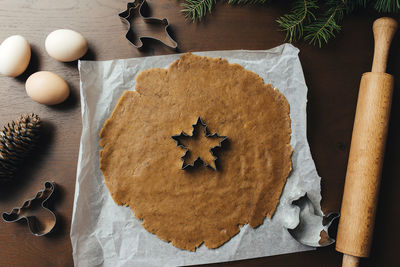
[0,113,41,182]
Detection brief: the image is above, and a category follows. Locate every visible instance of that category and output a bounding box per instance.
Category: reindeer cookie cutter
[119,0,178,49]
[2,181,57,236]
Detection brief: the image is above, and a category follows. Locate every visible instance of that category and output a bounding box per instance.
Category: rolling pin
[335,17,398,267]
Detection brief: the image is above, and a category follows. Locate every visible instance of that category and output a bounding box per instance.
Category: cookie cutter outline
[171,117,227,171]
[118,0,178,49]
[2,181,57,236]
[287,194,340,247]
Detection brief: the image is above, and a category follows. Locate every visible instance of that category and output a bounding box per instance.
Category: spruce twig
[181,0,217,21]
[343,0,369,13]
[304,2,345,47]
[181,0,267,20]
[180,0,400,46]
[227,0,267,4]
[374,0,400,12]
[276,0,318,42]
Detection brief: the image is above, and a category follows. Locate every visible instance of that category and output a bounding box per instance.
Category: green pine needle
[181,0,266,21]
[227,0,267,4]
[276,0,318,43]
[181,0,217,21]
[374,0,400,12]
[304,3,345,47]
[342,0,369,13]
[181,0,400,46]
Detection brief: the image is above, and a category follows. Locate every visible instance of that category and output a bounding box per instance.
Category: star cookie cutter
[2,181,57,236]
[171,117,227,171]
[118,0,178,49]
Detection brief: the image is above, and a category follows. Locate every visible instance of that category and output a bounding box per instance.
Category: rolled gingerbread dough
[99,53,292,251]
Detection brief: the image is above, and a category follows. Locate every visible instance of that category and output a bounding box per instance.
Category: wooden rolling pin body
[335,71,394,257]
[336,17,397,267]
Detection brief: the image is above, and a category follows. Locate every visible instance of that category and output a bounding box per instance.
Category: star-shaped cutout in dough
[171,117,227,170]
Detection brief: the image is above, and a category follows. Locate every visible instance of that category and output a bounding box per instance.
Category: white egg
[25,71,70,105]
[45,29,88,62]
[0,35,31,77]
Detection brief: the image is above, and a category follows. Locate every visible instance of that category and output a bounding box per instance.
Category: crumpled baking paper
[71,44,324,267]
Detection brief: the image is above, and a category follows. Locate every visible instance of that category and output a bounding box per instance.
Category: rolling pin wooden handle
[372,17,398,73]
[342,254,359,267]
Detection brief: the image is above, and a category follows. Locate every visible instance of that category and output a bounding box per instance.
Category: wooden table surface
[0,1,399,266]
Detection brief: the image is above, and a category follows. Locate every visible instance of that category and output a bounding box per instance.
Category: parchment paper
[71,44,323,267]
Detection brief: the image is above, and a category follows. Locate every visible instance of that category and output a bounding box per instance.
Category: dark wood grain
[0,1,398,266]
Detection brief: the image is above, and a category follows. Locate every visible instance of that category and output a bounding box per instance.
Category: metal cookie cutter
[287,194,339,247]
[119,0,178,49]
[2,181,57,236]
[172,117,227,171]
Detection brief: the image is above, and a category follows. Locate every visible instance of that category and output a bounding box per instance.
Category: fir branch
[343,0,370,13]
[181,0,217,21]
[276,0,318,42]
[304,2,345,47]
[227,0,267,4]
[180,0,400,46]
[374,0,400,12]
